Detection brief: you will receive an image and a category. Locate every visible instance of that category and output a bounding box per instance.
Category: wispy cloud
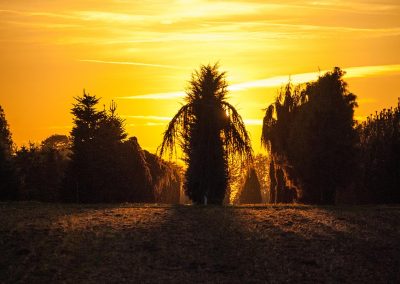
[117,91,186,100]
[79,59,187,70]
[122,115,172,121]
[230,64,400,91]
[117,64,400,100]
[124,115,262,126]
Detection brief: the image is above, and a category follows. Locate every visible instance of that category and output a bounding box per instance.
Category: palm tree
[159,63,253,204]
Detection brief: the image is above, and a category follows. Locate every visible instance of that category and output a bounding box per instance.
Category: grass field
[0,202,399,283]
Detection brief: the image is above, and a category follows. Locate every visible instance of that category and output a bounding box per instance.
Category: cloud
[79,59,187,70]
[117,64,400,100]
[117,92,186,100]
[122,115,172,121]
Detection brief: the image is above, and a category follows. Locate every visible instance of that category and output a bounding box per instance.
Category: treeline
[261,68,400,204]
[0,94,181,203]
[1,66,399,205]
[357,102,400,203]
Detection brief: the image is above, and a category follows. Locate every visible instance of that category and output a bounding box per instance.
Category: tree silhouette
[64,91,155,203]
[160,63,253,204]
[239,168,262,204]
[144,150,181,204]
[64,91,106,202]
[358,99,400,203]
[262,68,358,204]
[15,140,68,202]
[0,105,18,200]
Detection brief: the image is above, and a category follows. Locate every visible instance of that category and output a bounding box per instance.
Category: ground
[0,202,399,283]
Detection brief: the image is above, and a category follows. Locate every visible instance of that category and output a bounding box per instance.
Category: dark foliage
[160,63,253,204]
[358,99,400,203]
[239,168,262,204]
[64,91,156,203]
[15,138,69,202]
[144,150,181,204]
[0,106,19,200]
[262,68,358,204]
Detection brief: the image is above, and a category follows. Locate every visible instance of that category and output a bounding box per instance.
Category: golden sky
[1,0,399,154]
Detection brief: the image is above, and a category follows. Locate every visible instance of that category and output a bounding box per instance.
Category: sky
[1,0,399,155]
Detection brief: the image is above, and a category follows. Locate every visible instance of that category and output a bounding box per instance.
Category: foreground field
[0,202,399,283]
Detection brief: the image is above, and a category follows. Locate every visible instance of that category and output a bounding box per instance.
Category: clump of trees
[357,100,400,203]
[0,92,182,203]
[160,64,253,205]
[15,135,70,201]
[262,68,358,204]
[63,91,181,203]
[1,64,399,205]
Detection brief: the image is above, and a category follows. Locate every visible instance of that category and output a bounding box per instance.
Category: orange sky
[1,0,399,155]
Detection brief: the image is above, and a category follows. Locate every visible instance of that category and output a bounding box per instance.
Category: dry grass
[0,202,399,283]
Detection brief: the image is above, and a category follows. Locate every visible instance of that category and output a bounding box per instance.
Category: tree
[160,63,253,204]
[0,105,18,200]
[64,91,106,202]
[15,139,68,202]
[262,68,358,204]
[358,99,400,203]
[239,168,262,204]
[252,154,269,202]
[144,150,181,204]
[64,91,154,203]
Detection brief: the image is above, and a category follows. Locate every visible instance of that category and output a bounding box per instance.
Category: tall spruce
[65,91,106,202]
[160,64,253,204]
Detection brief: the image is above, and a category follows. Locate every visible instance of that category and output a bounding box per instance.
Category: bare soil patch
[0,202,399,283]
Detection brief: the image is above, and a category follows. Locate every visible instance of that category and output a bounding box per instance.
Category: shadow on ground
[0,202,399,283]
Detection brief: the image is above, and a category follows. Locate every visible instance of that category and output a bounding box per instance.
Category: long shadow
[1,203,399,283]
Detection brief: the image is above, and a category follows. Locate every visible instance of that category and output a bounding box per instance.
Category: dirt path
[0,203,399,283]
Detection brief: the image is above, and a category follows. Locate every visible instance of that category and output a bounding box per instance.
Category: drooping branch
[158,103,193,159]
[221,102,253,165]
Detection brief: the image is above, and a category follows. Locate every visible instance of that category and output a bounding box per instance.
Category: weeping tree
[262,68,358,204]
[159,63,253,204]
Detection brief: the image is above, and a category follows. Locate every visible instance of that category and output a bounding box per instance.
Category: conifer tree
[0,106,18,200]
[160,64,253,204]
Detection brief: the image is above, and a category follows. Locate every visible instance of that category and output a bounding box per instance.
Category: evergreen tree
[64,91,154,203]
[160,64,253,204]
[239,168,262,204]
[64,91,106,202]
[0,106,18,200]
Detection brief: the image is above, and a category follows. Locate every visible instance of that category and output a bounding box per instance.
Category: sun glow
[0,0,399,152]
